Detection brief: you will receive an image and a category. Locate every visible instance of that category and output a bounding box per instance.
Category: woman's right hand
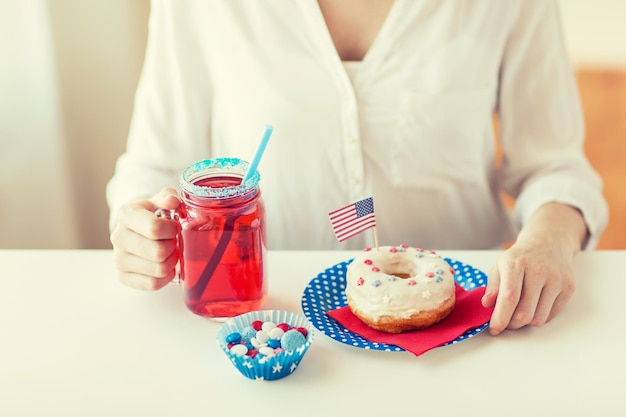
[110,187,181,290]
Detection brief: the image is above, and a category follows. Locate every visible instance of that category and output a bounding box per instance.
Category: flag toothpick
[328,197,378,249]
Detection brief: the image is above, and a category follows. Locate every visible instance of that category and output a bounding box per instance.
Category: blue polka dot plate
[301,257,489,352]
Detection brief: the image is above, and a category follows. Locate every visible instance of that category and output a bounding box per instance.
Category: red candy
[251,320,264,331]
[293,327,308,338]
[277,323,290,332]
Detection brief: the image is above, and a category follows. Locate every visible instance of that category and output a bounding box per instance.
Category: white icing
[346,246,455,320]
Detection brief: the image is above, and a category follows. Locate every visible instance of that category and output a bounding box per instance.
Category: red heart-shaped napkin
[326,284,493,356]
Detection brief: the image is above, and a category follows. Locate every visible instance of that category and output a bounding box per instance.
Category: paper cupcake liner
[217,310,315,381]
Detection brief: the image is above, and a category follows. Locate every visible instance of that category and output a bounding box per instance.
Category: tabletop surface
[1,249,625,417]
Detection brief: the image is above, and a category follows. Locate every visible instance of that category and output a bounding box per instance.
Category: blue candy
[225,332,242,344]
[240,326,256,342]
[267,339,281,349]
[281,329,306,352]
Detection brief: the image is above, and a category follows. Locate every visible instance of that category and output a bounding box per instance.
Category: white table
[1,250,625,416]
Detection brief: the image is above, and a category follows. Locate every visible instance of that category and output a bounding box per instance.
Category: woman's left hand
[481,240,576,335]
[481,202,587,335]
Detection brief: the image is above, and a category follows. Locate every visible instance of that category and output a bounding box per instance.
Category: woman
[107,0,608,335]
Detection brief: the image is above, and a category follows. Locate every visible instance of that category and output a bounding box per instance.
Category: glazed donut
[345,245,456,333]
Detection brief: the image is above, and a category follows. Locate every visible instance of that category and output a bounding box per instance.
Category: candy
[268,327,285,339]
[258,346,276,356]
[256,330,270,344]
[293,327,308,338]
[281,330,306,352]
[225,332,242,344]
[240,326,256,341]
[224,319,310,359]
[261,321,276,332]
[276,323,290,332]
[230,344,248,356]
[267,339,281,349]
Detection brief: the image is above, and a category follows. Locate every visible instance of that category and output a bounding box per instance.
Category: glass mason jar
[176,157,267,320]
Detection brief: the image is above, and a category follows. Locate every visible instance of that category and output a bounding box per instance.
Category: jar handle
[154,208,179,221]
[154,208,181,285]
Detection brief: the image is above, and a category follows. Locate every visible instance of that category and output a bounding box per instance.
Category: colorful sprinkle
[357,277,365,286]
[408,280,417,286]
[372,267,380,272]
[364,259,373,265]
[389,247,398,253]
[388,276,397,282]
[426,272,435,278]
[422,290,432,299]
[372,279,381,287]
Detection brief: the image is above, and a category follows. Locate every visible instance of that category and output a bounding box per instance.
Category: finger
[117,201,179,241]
[542,279,576,325]
[507,281,542,330]
[528,286,558,328]
[117,269,177,291]
[114,249,179,291]
[114,244,179,277]
[482,264,501,308]
[151,187,180,211]
[488,258,524,336]
[111,222,178,262]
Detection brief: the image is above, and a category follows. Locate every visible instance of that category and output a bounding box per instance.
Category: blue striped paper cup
[217,310,315,381]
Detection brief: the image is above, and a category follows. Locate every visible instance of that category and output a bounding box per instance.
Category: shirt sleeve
[497,0,608,249]
[105,0,213,230]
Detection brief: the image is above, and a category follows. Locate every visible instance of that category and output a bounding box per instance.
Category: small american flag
[328,197,376,243]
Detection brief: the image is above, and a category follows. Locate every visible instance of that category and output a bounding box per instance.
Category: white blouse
[107,0,608,250]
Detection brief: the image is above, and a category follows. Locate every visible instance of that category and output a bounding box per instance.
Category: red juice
[178,161,267,320]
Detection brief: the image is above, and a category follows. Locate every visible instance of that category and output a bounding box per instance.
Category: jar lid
[180,157,260,198]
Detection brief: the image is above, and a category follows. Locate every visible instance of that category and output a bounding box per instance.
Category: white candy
[250,337,262,348]
[261,321,276,332]
[230,344,248,356]
[256,330,270,344]
[268,327,285,339]
[258,346,276,356]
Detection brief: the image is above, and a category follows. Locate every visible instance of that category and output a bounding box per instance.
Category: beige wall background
[0,0,624,249]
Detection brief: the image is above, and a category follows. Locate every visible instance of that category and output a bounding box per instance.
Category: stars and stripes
[328,197,376,243]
